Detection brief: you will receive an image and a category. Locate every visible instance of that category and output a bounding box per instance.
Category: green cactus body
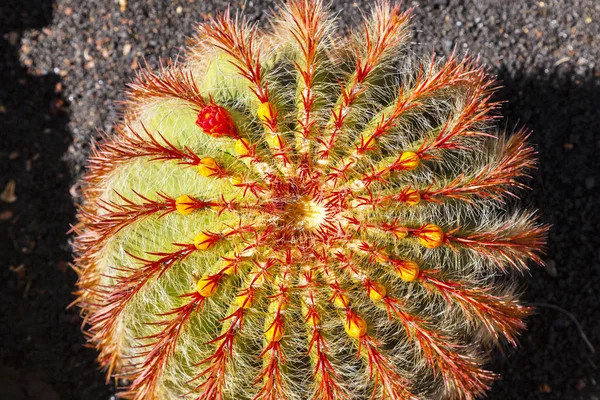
[73,1,548,399]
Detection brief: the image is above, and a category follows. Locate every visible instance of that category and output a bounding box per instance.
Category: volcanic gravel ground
[1,0,599,399]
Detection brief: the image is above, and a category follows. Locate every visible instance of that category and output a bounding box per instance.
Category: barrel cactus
[72,1,548,399]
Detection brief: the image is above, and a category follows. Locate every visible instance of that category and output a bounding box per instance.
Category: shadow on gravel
[0,1,110,399]
[488,69,600,400]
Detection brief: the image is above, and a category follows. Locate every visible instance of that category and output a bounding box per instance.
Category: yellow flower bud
[229,174,244,185]
[368,281,387,301]
[250,271,265,287]
[268,301,288,313]
[333,293,350,308]
[221,263,236,276]
[236,292,253,309]
[374,250,389,263]
[266,133,283,149]
[235,138,251,156]
[397,151,420,171]
[417,224,445,248]
[194,232,214,250]
[344,315,367,338]
[257,101,275,122]
[404,188,421,205]
[197,157,219,177]
[197,276,219,297]
[265,320,284,342]
[175,194,195,215]
[306,312,320,326]
[392,228,409,239]
[360,133,377,151]
[395,260,420,282]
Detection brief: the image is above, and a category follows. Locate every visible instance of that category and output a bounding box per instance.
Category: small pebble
[122,43,132,56]
[7,32,19,46]
[539,383,552,393]
[0,180,17,203]
[0,210,14,220]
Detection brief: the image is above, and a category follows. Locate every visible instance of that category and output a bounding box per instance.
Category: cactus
[72,1,548,399]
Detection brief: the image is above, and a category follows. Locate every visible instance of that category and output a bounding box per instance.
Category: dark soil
[1,0,598,399]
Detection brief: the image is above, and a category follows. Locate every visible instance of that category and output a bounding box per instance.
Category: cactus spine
[72,1,548,399]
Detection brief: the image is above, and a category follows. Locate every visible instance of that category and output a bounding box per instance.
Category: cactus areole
[72,1,548,399]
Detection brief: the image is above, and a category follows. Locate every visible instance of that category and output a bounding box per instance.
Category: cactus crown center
[268,178,336,240]
[282,195,326,230]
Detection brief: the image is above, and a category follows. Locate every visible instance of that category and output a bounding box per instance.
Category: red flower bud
[196,104,237,138]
